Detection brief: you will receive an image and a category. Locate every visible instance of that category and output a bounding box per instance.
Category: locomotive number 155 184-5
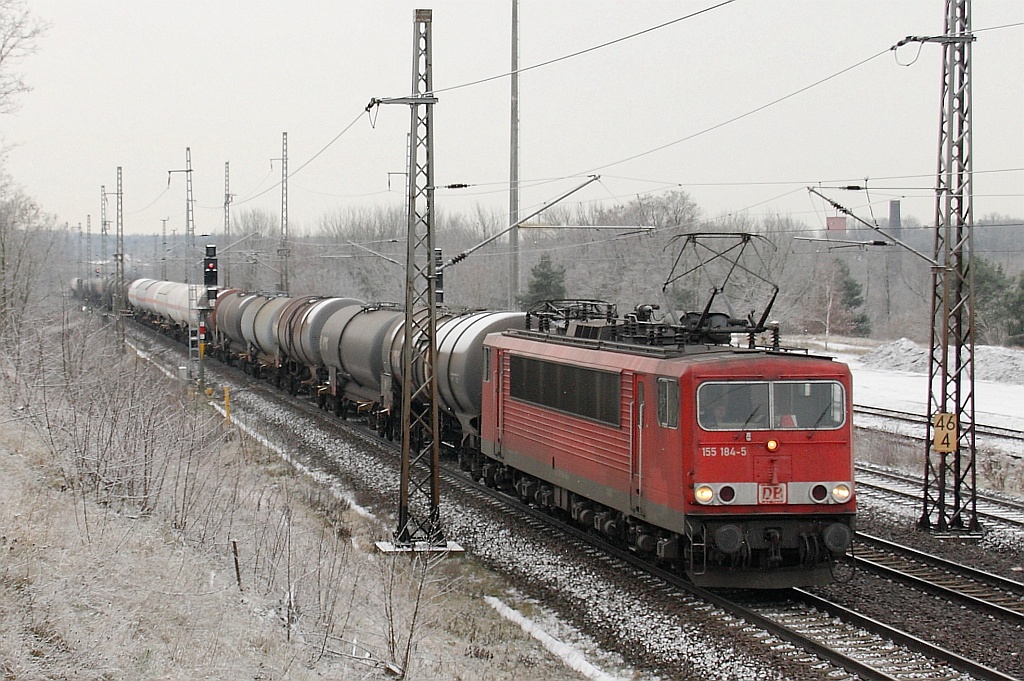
[700,446,748,457]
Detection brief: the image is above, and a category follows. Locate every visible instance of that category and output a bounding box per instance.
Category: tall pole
[185,147,198,385]
[86,216,92,279]
[919,0,979,534]
[279,132,289,294]
[161,218,168,280]
[76,222,82,283]
[114,167,125,351]
[508,0,520,309]
[100,186,108,281]
[185,147,195,278]
[169,147,201,382]
[224,161,232,288]
[397,9,443,546]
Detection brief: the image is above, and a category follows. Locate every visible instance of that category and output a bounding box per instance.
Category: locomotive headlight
[766,439,779,452]
[831,483,852,503]
[694,485,715,504]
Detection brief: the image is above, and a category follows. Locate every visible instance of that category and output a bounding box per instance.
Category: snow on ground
[831,337,1024,562]
[832,338,1024,434]
[485,597,628,681]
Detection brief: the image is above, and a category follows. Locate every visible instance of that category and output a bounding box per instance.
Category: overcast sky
[4,1,1022,237]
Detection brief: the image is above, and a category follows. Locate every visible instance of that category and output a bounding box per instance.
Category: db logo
[758,483,786,504]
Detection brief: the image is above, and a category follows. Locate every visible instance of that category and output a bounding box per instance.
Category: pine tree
[836,260,871,337]
[519,253,566,309]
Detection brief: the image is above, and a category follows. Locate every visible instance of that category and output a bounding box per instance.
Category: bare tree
[0,171,55,341]
[0,0,47,115]
[229,208,281,291]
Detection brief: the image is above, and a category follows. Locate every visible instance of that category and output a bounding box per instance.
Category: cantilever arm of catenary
[806,186,940,268]
[440,175,601,271]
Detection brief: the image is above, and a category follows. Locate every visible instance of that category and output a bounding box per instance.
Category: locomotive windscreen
[697,380,845,431]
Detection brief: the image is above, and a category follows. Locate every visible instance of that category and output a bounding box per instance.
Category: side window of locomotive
[772,381,845,429]
[657,377,679,428]
[483,348,491,382]
[697,382,770,430]
[509,354,621,427]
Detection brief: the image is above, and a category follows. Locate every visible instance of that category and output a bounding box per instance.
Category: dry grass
[0,315,576,680]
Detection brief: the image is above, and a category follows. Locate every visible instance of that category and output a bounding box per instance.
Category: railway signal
[204,244,218,303]
[204,245,218,286]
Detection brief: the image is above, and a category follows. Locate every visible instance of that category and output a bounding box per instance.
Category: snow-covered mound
[862,338,1024,386]
[860,338,927,373]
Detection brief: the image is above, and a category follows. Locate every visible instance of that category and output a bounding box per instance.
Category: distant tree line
[75,191,1016,348]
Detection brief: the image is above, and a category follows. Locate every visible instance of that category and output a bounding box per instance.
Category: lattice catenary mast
[278,132,290,294]
[100,186,108,280]
[916,0,980,534]
[169,147,204,382]
[397,9,443,546]
[114,167,125,351]
[224,161,232,288]
[369,9,445,547]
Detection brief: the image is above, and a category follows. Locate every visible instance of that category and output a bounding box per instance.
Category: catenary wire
[231,109,367,207]
[427,1,738,97]
[574,47,892,176]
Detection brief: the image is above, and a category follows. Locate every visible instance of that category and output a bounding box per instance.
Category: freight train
[73,274,855,589]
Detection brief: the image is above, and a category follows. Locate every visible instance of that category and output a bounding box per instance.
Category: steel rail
[852,532,1024,622]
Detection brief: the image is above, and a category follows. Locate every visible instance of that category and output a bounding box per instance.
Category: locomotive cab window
[657,377,679,428]
[772,381,845,429]
[697,380,845,431]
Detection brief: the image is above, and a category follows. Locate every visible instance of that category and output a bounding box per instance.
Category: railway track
[856,464,1024,529]
[854,403,1024,447]
[129,324,1024,679]
[851,532,1024,623]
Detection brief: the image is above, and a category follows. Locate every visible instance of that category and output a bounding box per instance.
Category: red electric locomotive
[474,300,855,589]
